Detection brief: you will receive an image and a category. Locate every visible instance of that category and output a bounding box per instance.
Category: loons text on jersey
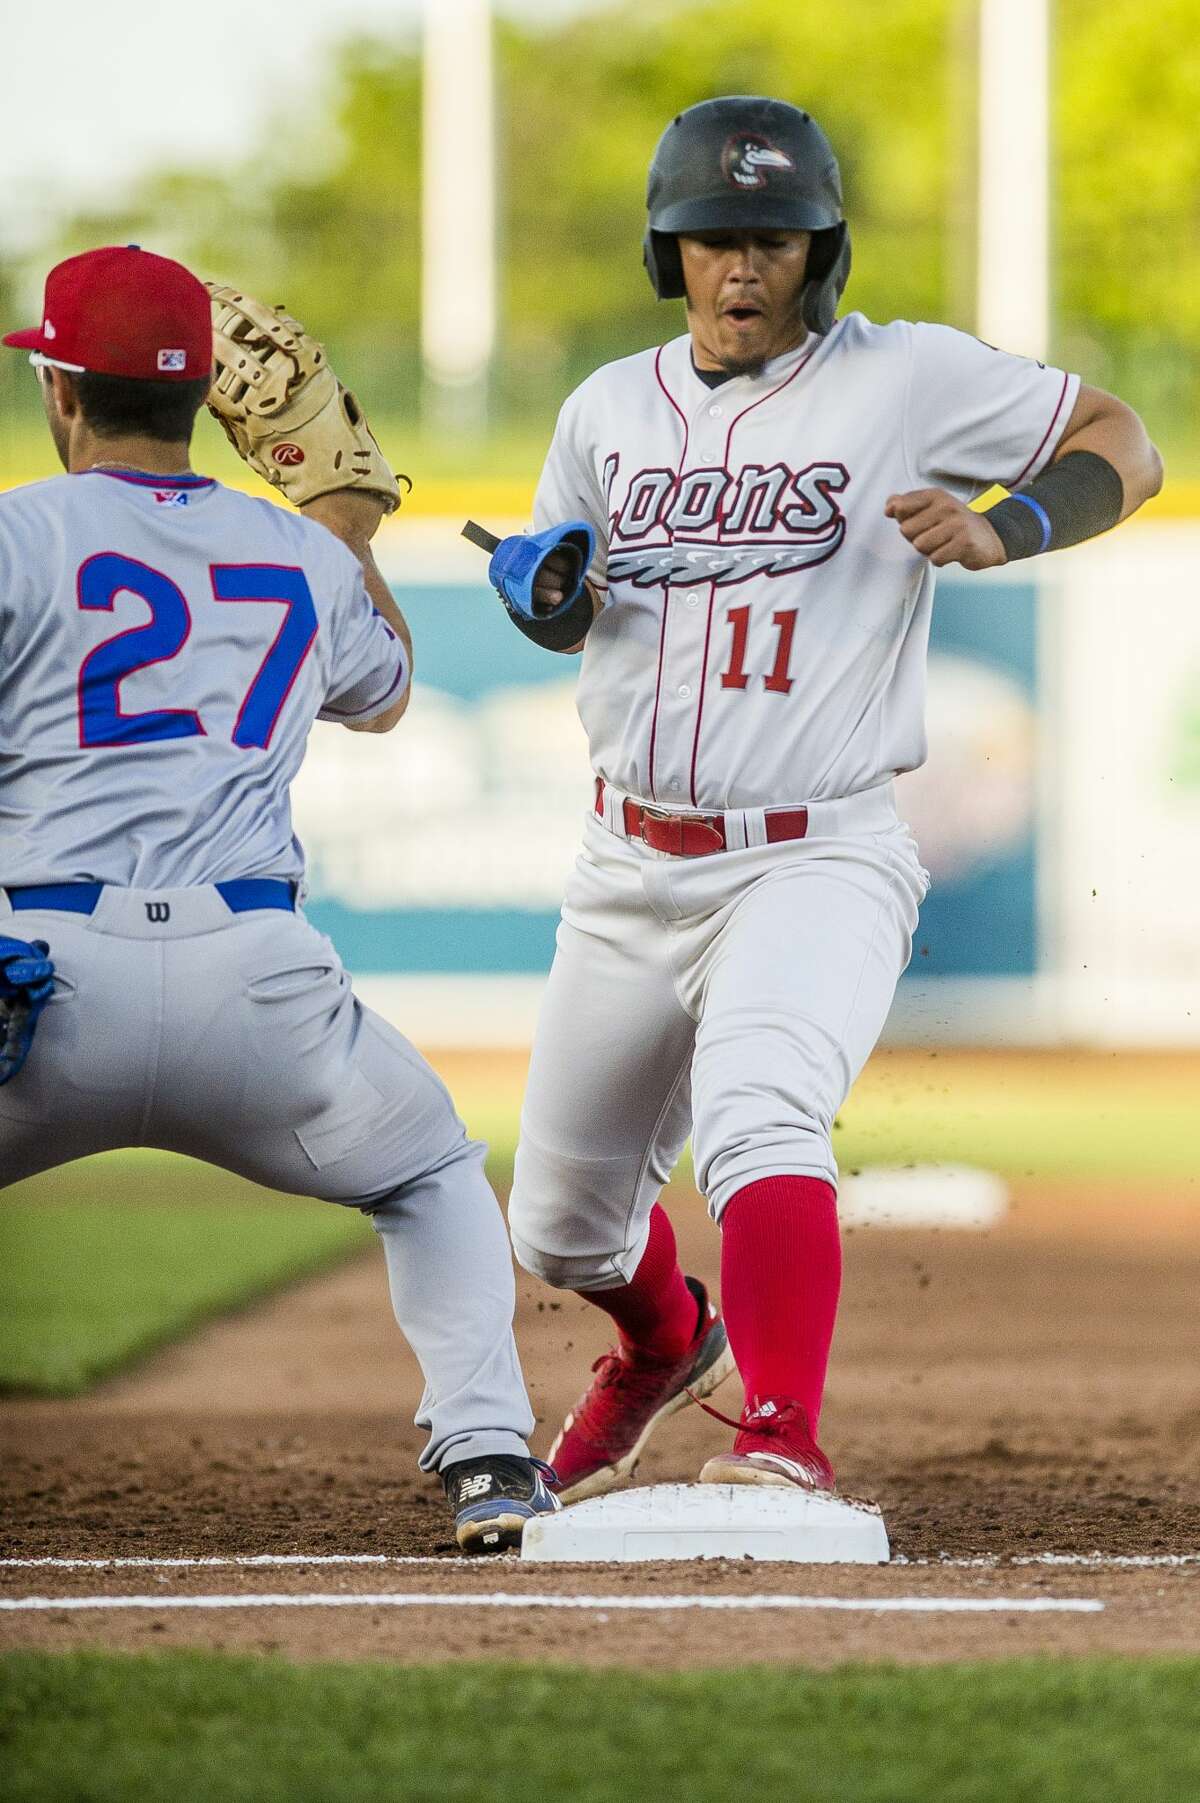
[604,456,851,589]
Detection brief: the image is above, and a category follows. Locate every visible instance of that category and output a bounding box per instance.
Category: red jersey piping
[645,345,691,801]
[1011,370,1072,487]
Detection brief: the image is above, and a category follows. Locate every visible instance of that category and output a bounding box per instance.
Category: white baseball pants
[0,885,534,1472]
[509,785,927,1291]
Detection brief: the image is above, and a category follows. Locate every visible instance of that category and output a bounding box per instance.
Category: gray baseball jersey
[0,470,407,887]
[0,466,534,1475]
[533,314,1078,810]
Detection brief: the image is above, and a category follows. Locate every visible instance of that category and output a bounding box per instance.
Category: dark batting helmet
[643,96,851,334]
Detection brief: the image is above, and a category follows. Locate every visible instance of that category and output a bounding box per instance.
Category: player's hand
[884,488,1007,570]
[531,547,577,615]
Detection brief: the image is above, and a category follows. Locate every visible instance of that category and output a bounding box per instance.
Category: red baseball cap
[2,244,212,381]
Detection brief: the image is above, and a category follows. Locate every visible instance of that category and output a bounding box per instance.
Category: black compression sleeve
[504,583,597,652]
[983,450,1125,562]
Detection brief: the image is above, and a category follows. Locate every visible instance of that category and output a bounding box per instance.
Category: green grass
[2,1652,1200,1802]
[3,1054,1195,1395]
[834,1059,1200,1184]
[0,1179,371,1395]
[450,1051,1200,1186]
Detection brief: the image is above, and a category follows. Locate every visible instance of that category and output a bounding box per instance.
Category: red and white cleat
[698,1396,836,1493]
[547,1279,735,1504]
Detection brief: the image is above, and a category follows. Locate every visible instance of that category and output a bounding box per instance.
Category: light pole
[976,0,1050,360]
[421,0,496,433]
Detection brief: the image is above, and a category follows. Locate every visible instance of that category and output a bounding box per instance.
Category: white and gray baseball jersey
[0,469,406,887]
[509,316,1078,1287]
[0,468,533,1472]
[534,315,1078,811]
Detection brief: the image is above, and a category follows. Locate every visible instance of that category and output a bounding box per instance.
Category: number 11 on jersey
[720,604,798,696]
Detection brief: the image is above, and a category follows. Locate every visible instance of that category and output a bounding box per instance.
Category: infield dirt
[3,1053,1198,1667]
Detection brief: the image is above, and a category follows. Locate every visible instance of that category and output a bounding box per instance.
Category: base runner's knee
[508,1230,582,1289]
[506,1185,596,1286]
[508,1179,643,1290]
[509,1228,642,1291]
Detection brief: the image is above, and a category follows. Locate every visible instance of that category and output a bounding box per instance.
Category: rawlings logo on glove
[205,284,409,513]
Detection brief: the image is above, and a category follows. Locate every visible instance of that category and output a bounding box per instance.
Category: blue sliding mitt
[461,519,598,651]
[0,935,56,1085]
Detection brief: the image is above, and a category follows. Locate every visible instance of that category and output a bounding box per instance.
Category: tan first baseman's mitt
[206,284,406,512]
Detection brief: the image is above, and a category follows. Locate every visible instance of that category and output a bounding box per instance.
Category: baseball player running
[482,96,1162,1501]
[0,245,557,1552]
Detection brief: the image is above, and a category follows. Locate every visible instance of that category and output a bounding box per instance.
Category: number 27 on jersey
[77,553,317,752]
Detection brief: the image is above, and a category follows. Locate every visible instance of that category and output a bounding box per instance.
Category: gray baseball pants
[0,884,534,1472]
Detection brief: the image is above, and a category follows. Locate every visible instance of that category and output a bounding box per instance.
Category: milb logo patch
[157,349,187,372]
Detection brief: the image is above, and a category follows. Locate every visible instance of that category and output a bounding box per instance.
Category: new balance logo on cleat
[443,1454,561,1554]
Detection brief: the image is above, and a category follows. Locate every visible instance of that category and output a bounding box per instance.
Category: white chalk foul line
[0,1591,1103,1615]
[0,1555,479,1571]
[3,1551,1197,1572]
[898,1554,1200,1570]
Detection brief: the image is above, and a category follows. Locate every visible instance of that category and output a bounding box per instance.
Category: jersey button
[708,404,724,418]
[685,592,699,607]
[678,684,692,699]
[700,450,716,463]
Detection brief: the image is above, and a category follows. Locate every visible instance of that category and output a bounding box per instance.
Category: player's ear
[48,367,80,421]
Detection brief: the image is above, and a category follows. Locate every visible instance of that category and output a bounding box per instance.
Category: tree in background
[27,36,423,420]
[496,0,960,419]
[9,0,1200,459]
[38,0,958,428]
[1057,0,1200,454]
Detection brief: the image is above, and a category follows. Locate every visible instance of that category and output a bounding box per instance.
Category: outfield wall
[285,518,1200,1048]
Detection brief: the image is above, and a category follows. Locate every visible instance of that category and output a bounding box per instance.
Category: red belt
[594,779,809,858]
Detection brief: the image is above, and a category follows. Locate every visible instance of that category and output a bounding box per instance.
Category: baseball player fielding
[0,245,557,1553]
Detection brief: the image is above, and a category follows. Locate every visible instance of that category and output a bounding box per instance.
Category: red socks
[719,1175,841,1431]
[575,1202,700,1360]
[573,1178,841,1412]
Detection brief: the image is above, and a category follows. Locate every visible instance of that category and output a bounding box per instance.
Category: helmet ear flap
[643,230,685,301]
[800,222,852,334]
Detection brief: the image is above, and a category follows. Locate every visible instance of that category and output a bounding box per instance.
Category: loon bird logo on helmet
[642,95,852,335]
[721,134,795,191]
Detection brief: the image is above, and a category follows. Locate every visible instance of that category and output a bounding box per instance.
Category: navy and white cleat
[443,1454,562,1553]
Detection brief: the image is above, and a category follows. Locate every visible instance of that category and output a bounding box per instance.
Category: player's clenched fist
[884,488,1007,570]
[532,547,578,615]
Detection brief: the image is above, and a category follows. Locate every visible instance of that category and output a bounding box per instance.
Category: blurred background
[3,0,1194,1051]
[2,0,1199,1393]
